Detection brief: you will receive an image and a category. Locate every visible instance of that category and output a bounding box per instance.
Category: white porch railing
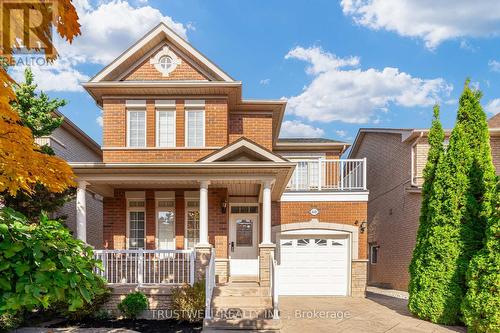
[286,158,367,191]
[205,248,216,320]
[93,249,195,285]
[269,251,279,319]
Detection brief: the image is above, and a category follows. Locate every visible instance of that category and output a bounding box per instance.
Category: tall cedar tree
[3,68,74,218]
[408,105,445,312]
[408,81,497,324]
[462,183,499,332]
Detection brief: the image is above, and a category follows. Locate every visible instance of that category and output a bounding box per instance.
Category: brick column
[258,244,276,286]
[351,259,368,297]
[195,244,212,282]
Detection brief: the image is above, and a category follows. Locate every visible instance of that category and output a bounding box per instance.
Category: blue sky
[11,0,500,144]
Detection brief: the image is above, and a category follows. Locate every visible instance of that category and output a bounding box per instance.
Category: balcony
[286,158,366,191]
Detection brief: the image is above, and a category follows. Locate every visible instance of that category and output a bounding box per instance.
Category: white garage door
[278,236,349,295]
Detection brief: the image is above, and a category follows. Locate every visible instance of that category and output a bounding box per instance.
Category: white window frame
[184,100,205,148]
[155,192,176,250]
[155,108,176,148]
[184,195,200,249]
[126,102,147,148]
[126,197,146,250]
[370,245,379,265]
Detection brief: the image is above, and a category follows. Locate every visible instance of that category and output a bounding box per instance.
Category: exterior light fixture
[360,221,367,233]
[221,200,228,214]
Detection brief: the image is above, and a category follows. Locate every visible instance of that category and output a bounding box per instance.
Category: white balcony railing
[93,249,195,285]
[286,158,367,191]
[269,251,279,319]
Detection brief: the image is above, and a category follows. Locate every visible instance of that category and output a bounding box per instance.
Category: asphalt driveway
[279,288,466,333]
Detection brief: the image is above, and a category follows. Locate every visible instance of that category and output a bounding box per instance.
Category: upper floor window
[156,100,176,148]
[185,100,205,147]
[126,100,146,148]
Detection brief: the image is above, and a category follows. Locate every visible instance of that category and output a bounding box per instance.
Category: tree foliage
[11,68,65,138]
[408,81,497,325]
[3,69,74,218]
[0,208,106,317]
[461,184,500,332]
[408,105,445,313]
[0,0,80,196]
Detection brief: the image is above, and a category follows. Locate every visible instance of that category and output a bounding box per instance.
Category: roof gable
[120,43,210,81]
[90,22,234,82]
[199,138,289,163]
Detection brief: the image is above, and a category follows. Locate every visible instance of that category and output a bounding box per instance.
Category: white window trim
[126,109,147,148]
[155,196,176,250]
[184,198,200,249]
[155,109,176,148]
[126,198,146,250]
[184,101,205,148]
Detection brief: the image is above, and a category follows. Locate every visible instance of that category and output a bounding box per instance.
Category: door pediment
[199,138,289,163]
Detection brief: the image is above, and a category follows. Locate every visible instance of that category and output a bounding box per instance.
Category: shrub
[118,292,148,319]
[0,208,107,327]
[66,280,112,321]
[171,281,205,323]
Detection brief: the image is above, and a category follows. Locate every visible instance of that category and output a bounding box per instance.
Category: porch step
[205,282,280,331]
[229,275,259,283]
[203,318,282,331]
[212,296,272,308]
[213,286,269,297]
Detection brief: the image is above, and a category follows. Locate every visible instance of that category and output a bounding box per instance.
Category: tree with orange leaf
[0,0,81,196]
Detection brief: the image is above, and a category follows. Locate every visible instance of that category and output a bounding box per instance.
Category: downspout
[410,132,424,187]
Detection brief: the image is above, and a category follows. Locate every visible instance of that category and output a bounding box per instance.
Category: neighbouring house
[35,111,103,248]
[349,115,500,291]
[68,23,369,327]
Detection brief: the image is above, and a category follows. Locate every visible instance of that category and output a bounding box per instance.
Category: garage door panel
[278,236,349,296]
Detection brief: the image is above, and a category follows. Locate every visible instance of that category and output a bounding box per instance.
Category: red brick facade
[274,201,368,259]
[123,46,208,81]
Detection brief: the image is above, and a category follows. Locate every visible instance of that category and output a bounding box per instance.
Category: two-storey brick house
[70,23,368,323]
[349,116,500,291]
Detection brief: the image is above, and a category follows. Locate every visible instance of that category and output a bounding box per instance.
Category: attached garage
[278,235,350,296]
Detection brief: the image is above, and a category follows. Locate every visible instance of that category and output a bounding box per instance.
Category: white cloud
[489,60,500,73]
[280,120,325,138]
[486,98,500,115]
[285,46,452,124]
[10,58,89,92]
[341,0,500,49]
[335,130,348,138]
[96,114,103,127]
[11,0,189,92]
[58,0,189,65]
[260,78,270,85]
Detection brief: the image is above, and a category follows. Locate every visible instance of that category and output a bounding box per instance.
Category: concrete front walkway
[279,290,466,333]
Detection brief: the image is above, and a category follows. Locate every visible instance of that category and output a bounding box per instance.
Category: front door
[229,206,259,276]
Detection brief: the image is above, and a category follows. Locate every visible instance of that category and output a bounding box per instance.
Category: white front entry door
[229,208,259,276]
[278,236,349,295]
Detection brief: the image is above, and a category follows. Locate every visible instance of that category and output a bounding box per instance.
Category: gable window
[185,100,205,147]
[156,100,176,147]
[126,101,146,148]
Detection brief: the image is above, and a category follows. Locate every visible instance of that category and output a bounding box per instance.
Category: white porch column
[261,180,273,245]
[198,180,210,246]
[76,181,88,242]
